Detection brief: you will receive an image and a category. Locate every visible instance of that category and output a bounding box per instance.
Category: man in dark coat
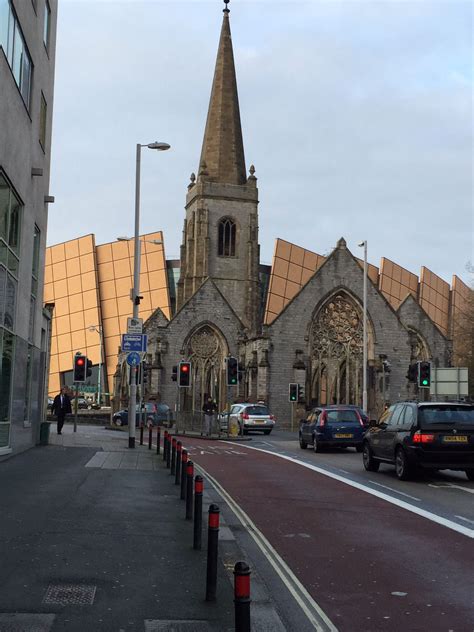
[202,397,217,436]
[51,387,72,434]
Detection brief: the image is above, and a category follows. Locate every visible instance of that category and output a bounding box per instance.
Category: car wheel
[313,436,321,453]
[362,442,380,472]
[114,417,123,427]
[465,469,474,481]
[395,447,413,481]
[355,444,363,453]
[299,435,307,450]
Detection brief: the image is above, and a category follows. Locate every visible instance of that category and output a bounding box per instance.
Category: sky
[49,0,473,285]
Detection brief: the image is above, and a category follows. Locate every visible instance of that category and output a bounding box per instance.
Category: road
[182,430,474,632]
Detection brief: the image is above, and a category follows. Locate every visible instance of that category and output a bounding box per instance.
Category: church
[113,3,452,425]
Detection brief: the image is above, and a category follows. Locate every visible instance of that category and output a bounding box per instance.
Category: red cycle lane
[186,439,474,632]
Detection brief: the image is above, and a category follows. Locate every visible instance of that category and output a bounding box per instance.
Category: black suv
[363,402,474,480]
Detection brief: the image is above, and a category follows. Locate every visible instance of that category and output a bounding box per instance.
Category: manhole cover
[43,584,96,605]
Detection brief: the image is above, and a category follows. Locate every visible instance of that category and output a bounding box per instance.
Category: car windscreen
[418,406,474,426]
[245,406,269,416]
[325,410,359,423]
[156,404,169,413]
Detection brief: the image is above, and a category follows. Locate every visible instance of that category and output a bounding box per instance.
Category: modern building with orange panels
[44,5,471,424]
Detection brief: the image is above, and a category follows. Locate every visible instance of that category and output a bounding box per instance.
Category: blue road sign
[122,334,148,352]
[126,351,141,367]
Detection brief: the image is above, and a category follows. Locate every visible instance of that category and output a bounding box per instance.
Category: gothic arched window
[218,218,236,257]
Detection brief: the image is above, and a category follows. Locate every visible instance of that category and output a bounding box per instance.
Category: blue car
[299,406,366,452]
[112,402,172,427]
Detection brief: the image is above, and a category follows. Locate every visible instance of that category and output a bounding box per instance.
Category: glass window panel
[4,272,16,329]
[6,7,13,62]
[0,1,10,51]
[0,176,9,241]
[12,22,22,84]
[28,296,35,341]
[0,329,14,424]
[7,249,18,276]
[8,197,20,255]
[20,50,31,106]
[23,346,32,419]
[39,93,47,149]
[43,0,50,49]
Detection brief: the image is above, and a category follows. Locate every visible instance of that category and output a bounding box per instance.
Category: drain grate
[43,583,97,606]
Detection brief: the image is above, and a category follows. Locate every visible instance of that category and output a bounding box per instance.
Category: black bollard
[139,425,144,446]
[156,426,161,455]
[166,434,172,469]
[171,438,177,475]
[180,449,188,500]
[193,475,203,550]
[162,431,168,462]
[148,425,152,450]
[185,461,194,520]
[175,441,182,485]
[205,504,220,602]
[234,562,251,632]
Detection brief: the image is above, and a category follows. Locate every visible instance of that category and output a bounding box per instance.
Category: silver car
[221,403,275,435]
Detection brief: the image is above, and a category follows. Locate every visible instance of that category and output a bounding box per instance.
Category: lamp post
[127,141,170,449]
[88,325,103,407]
[358,240,368,414]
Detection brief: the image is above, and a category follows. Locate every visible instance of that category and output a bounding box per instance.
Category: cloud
[49,1,473,283]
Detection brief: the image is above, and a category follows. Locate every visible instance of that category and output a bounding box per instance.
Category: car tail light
[412,431,435,444]
[319,411,327,427]
[241,413,249,420]
[269,415,275,421]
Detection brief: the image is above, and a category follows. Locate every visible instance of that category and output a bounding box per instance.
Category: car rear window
[245,406,269,415]
[325,410,359,423]
[156,404,169,413]
[418,406,474,425]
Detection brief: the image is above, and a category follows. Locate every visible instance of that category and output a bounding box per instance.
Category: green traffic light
[422,379,428,386]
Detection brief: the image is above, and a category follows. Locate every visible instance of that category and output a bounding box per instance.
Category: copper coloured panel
[419,266,449,334]
[379,257,418,310]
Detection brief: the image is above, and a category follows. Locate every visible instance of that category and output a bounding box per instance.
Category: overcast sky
[49,0,473,285]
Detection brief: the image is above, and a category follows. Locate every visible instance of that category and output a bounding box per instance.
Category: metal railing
[175,410,227,437]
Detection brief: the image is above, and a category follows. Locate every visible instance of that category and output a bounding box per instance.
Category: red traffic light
[77,358,84,365]
[181,365,189,373]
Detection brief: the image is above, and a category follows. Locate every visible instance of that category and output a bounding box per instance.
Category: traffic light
[142,362,149,385]
[289,383,298,402]
[171,365,178,382]
[178,361,191,387]
[406,363,418,382]
[418,361,431,388]
[73,354,86,383]
[297,383,305,402]
[86,358,93,378]
[226,356,239,386]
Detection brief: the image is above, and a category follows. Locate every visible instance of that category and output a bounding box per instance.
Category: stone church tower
[176,4,261,334]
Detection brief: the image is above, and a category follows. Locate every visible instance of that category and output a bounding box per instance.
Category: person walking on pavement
[51,386,72,434]
[202,397,217,437]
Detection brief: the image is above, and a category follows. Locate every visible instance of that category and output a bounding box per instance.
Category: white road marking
[232,444,474,539]
[429,483,474,494]
[195,463,338,632]
[369,480,421,502]
[455,515,474,526]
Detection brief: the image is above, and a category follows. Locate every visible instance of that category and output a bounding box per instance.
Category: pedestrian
[51,386,72,435]
[202,397,217,437]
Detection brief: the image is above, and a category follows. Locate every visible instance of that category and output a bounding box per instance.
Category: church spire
[198,1,247,185]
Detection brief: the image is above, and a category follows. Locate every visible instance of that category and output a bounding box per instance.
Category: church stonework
[113,5,451,425]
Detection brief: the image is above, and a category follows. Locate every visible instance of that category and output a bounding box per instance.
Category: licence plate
[334,433,353,438]
[442,435,468,443]
[253,420,265,424]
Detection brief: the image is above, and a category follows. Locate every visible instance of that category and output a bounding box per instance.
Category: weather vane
[223,0,230,13]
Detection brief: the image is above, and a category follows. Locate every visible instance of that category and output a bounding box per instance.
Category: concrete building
[44,5,471,425]
[0,0,57,457]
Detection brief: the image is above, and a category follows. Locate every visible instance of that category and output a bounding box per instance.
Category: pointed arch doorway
[181,324,228,412]
[309,291,372,407]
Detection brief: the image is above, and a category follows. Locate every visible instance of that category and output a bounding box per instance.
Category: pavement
[0,423,255,632]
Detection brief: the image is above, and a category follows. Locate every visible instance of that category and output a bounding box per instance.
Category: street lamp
[128,141,170,449]
[88,325,103,407]
[358,240,368,414]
